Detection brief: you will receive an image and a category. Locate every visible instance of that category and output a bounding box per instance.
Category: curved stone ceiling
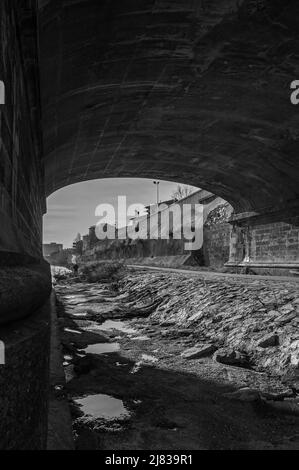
[39,0,299,213]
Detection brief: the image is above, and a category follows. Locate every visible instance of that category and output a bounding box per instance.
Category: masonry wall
[250,217,299,265]
[81,200,234,269]
[203,224,231,268]
[80,198,299,274]
[0,0,45,262]
[202,203,233,269]
[227,210,299,275]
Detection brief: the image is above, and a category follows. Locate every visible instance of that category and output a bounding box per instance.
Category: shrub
[51,266,72,282]
[80,261,126,283]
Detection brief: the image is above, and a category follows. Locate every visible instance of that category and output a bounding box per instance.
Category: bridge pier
[0,288,51,449]
[0,1,51,449]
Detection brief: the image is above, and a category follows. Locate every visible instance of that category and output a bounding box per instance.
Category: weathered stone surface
[55,270,299,385]
[118,270,299,377]
[0,264,52,325]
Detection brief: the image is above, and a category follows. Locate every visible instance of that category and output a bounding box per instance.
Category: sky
[43,178,198,248]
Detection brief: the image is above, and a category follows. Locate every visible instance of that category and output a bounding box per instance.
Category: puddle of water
[64,328,82,335]
[82,342,120,355]
[97,320,137,335]
[75,394,130,420]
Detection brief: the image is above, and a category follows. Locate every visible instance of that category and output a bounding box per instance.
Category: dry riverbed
[55,270,299,450]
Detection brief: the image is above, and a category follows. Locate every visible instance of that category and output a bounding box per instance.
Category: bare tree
[171,185,195,201]
[73,233,81,243]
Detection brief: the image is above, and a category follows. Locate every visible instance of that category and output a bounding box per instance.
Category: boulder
[257,333,279,348]
[181,343,216,360]
[213,348,249,367]
[160,320,176,327]
[177,328,192,337]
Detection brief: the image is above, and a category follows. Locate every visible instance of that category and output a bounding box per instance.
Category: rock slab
[181,343,216,360]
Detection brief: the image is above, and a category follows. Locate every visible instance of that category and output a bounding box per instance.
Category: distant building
[144,199,176,216]
[88,226,98,248]
[43,242,63,258]
[82,234,90,251]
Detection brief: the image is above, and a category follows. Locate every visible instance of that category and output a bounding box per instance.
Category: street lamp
[153,181,160,205]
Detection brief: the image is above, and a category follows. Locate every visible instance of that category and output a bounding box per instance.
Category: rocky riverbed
[55,269,299,450]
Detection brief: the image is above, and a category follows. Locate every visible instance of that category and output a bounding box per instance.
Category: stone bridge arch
[0,0,299,449]
[39,0,299,216]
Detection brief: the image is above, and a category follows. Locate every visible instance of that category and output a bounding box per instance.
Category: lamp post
[153,181,160,205]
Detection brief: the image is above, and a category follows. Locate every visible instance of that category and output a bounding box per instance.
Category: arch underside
[39,0,299,213]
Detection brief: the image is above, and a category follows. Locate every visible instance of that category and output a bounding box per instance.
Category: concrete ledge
[225,261,299,276]
[0,296,51,449]
[47,292,74,450]
[0,263,52,325]
[226,262,299,269]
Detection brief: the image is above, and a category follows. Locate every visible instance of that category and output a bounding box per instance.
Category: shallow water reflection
[82,342,120,354]
[75,393,130,420]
